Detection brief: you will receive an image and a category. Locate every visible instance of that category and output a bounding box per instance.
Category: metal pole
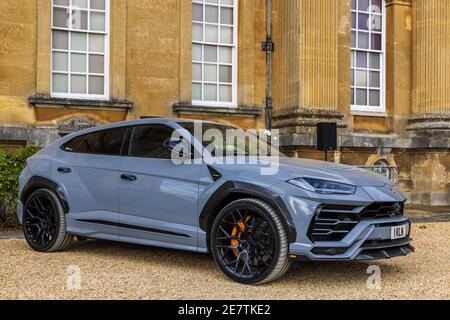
[264,0,273,131]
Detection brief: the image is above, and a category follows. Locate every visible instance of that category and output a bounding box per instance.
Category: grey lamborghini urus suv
[17,118,414,284]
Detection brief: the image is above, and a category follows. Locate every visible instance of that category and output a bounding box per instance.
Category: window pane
[193,3,203,21]
[73,0,88,8]
[219,85,232,102]
[369,90,380,106]
[71,53,86,72]
[220,26,233,44]
[351,31,356,48]
[205,5,218,23]
[53,7,69,28]
[90,0,105,10]
[72,10,88,30]
[89,76,104,94]
[204,45,217,62]
[71,32,87,51]
[89,54,104,73]
[204,64,217,82]
[358,32,369,49]
[52,52,68,71]
[371,15,382,31]
[192,23,203,42]
[355,70,367,86]
[204,84,217,101]
[71,75,87,93]
[89,34,105,53]
[90,12,105,31]
[192,44,202,61]
[369,53,379,69]
[358,13,369,30]
[206,0,219,3]
[351,0,357,10]
[371,34,382,50]
[356,51,367,68]
[192,63,202,81]
[205,25,218,42]
[129,125,174,159]
[53,30,68,49]
[369,71,380,87]
[77,127,127,155]
[372,0,382,11]
[351,88,355,105]
[102,127,127,155]
[351,12,356,29]
[52,74,68,93]
[219,47,232,63]
[54,0,69,6]
[355,89,367,105]
[221,8,233,25]
[219,65,232,83]
[221,0,233,4]
[192,83,202,100]
[351,69,354,85]
[358,0,369,11]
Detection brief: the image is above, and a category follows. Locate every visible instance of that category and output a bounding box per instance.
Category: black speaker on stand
[317,123,337,162]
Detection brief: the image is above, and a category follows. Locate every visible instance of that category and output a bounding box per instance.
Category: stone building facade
[0,0,449,206]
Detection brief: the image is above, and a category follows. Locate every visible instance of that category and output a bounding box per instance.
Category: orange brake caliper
[231,216,252,257]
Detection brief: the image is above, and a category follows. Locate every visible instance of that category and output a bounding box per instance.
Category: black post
[263,0,274,131]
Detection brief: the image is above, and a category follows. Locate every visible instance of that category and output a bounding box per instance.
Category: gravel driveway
[0,222,449,300]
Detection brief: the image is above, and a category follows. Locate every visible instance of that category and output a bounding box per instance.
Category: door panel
[118,125,201,250]
[119,158,200,248]
[61,126,128,239]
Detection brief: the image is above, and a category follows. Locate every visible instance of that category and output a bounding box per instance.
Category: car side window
[62,127,127,156]
[128,125,174,159]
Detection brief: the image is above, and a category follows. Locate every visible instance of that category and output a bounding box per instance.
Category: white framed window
[192,0,238,107]
[51,0,109,99]
[351,0,385,112]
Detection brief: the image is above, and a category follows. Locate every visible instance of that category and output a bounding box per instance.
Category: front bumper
[289,217,414,261]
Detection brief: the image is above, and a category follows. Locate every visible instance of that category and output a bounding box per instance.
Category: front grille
[359,202,404,219]
[308,202,405,242]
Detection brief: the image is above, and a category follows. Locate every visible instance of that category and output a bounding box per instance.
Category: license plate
[391,224,407,240]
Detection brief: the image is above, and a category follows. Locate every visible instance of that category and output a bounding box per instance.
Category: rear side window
[61,127,128,156]
[128,125,174,159]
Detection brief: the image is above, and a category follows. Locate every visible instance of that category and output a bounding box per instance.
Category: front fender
[199,181,297,243]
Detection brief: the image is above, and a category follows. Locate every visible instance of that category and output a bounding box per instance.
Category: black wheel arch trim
[199,181,297,243]
[20,176,70,214]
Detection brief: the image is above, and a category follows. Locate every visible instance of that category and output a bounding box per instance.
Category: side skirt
[75,219,191,238]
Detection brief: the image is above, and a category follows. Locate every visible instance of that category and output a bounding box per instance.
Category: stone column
[408,0,450,132]
[385,0,412,135]
[272,0,346,135]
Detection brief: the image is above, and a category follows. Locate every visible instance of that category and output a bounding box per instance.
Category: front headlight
[288,177,356,195]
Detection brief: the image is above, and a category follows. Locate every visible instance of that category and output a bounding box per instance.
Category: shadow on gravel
[65,239,408,286]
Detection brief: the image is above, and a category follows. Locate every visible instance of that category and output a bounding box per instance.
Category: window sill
[173,103,261,117]
[351,110,389,118]
[29,95,134,110]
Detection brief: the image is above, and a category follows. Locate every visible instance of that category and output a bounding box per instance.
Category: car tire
[210,198,292,285]
[22,188,73,253]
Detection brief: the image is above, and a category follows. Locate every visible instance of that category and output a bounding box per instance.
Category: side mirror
[164,137,194,159]
[163,137,183,152]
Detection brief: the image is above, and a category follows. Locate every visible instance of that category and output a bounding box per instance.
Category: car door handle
[57,167,72,173]
[121,174,137,182]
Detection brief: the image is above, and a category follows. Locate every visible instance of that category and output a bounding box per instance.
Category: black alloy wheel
[211,198,292,284]
[23,189,73,252]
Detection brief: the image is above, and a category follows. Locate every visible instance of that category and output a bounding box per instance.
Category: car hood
[276,157,390,187]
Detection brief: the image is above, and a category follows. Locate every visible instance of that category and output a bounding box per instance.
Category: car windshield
[178,122,282,157]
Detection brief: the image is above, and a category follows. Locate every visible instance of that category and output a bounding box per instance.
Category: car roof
[60,118,232,141]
